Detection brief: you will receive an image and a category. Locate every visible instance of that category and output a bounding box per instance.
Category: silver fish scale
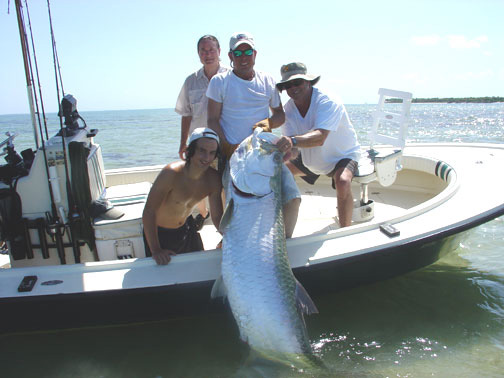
[222,145,312,357]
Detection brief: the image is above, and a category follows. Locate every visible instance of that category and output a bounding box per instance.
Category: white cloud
[410,35,441,46]
[447,35,488,49]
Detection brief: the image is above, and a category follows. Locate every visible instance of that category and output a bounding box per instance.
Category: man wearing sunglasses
[206,32,300,237]
[206,31,285,157]
[275,62,361,228]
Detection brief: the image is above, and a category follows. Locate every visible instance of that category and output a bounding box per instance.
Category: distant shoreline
[386,96,504,103]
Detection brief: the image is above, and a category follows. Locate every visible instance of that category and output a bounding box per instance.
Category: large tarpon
[212,128,320,369]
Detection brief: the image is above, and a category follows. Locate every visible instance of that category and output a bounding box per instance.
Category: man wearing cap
[206,31,285,158]
[206,31,300,237]
[175,35,228,228]
[142,128,223,265]
[275,62,360,228]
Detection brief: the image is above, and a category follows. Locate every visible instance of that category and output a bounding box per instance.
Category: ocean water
[0,103,503,377]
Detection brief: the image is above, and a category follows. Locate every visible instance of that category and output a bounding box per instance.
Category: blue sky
[1,0,503,115]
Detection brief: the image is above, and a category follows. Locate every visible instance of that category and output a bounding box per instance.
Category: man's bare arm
[207,171,223,231]
[142,170,176,265]
[268,105,285,129]
[276,129,329,154]
[253,105,285,132]
[179,116,192,159]
[208,98,238,158]
[207,98,225,142]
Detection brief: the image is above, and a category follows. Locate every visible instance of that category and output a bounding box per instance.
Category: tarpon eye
[273,154,282,163]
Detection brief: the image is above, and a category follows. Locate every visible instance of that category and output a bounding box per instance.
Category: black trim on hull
[1,205,503,334]
[0,281,221,334]
[296,204,504,291]
[294,232,462,293]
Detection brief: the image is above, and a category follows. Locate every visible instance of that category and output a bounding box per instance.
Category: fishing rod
[47,0,85,263]
[23,0,50,142]
[14,0,40,149]
[15,0,68,263]
[16,0,66,262]
[46,0,73,263]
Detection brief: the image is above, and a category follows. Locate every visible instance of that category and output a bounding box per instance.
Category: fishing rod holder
[1,132,22,166]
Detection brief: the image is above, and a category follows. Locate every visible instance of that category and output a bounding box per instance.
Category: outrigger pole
[14,0,40,149]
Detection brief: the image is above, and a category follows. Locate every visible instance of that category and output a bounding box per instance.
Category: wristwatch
[291,136,298,146]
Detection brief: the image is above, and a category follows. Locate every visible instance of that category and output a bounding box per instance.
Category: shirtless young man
[142,128,223,265]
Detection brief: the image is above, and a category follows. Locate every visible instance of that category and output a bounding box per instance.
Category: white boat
[1,2,503,333]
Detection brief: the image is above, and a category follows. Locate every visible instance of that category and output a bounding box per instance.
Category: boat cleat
[352,200,374,222]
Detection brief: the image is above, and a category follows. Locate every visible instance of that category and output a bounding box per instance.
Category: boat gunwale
[1,142,503,299]
[1,199,502,306]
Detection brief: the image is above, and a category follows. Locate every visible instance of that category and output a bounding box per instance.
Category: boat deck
[0,169,435,270]
[199,170,438,250]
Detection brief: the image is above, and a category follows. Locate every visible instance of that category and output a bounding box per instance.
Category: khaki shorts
[290,154,358,188]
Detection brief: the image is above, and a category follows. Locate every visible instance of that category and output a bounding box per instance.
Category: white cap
[188,127,220,146]
[229,31,255,51]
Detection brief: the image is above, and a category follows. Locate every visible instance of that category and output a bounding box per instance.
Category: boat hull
[0,228,482,333]
[1,143,504,333]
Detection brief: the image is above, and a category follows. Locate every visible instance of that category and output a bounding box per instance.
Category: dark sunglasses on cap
[282,79,305,90]
[232,49,254,57]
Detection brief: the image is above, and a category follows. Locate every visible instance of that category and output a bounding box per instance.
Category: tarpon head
[230,128,282,197]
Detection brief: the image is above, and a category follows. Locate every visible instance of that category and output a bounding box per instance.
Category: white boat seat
[104,181,151,206]
[354,148,403,204]
[92,181,151,261]
[353,88,412,211]
[92,181,151,222]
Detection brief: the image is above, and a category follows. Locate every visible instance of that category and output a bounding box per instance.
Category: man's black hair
[185,138,220,166]
[197,35,220,52]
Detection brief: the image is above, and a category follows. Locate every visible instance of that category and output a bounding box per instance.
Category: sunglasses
[232,49,254,57]
[283,79,305,90]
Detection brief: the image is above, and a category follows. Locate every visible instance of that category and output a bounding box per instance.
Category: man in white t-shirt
[206,32,300,237]
[175,35,228,229]
[275,62,361,228]
[206,31,285,156]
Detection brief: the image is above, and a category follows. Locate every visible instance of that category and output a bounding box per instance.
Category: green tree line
[386,96,504,103]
